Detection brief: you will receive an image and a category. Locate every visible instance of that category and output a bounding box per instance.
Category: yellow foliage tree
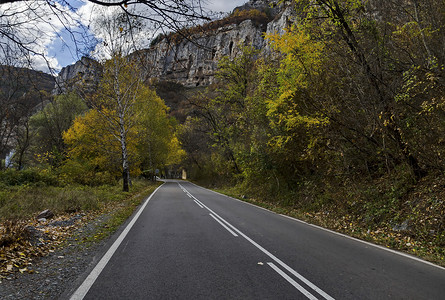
[64,55,184,189]
[265,25,329,161]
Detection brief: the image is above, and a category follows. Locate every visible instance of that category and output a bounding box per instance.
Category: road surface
[68,180,445,299]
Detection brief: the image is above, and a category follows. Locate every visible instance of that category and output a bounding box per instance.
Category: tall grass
[0,169,154,221]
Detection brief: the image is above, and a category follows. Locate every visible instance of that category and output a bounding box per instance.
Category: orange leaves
[0,214,84,278]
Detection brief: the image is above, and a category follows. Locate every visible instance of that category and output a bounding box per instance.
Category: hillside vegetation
[1,0,444,270]
[179,0,445,264]
[0,55,181,276]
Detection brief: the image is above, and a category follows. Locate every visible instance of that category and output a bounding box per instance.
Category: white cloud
[0,0,81,72]
[77,3,154,61]
[205,0,248,13]
[0,0,250,72]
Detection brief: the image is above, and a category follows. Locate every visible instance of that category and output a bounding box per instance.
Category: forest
[1,0,445,275]
[179,0,445,264]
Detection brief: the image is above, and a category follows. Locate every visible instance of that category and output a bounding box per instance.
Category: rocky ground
[0,213,115,299]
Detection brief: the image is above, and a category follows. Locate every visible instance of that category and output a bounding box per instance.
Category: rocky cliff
[54,0,293,91]
[53,56,103,95]
[132,0,293,87]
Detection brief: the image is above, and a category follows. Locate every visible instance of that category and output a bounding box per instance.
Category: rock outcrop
[54,0,293,91]
[132,0,293,87]
[53,56,102,94]
[133,18,265,87]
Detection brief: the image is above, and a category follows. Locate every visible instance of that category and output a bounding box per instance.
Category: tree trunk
[122,146,130,192]
[122,168,130,192]
[120,124,130,192]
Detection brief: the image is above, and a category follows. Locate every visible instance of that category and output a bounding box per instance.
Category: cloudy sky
[208,0,247,13]
[43,0,248,72]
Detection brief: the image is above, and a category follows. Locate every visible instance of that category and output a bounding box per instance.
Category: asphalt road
[68,180,445,299]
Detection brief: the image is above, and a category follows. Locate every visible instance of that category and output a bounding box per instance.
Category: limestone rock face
[54,56,102,94]
[134,1,292,88]
[53,0,293,90]
[134,19,266,87]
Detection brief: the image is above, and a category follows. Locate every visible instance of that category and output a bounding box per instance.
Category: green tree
[29,92,87,167]
[264,0,444,181]
[136,88,185,179]
[66,54,184,189]
[84,54,148,191]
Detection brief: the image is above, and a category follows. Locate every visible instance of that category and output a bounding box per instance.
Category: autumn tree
[63,108,132,185]
[262,0,445,182]
[136,91,185,179]
[180,0,444,202]
[82,55,143,191]
[66,54,183,190]
[28,93,87,167]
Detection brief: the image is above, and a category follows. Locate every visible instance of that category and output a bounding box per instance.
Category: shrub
[0,168,58,187]
[58,159,116,186]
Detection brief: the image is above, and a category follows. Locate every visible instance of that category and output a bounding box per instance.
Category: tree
[181,45,274,185]
[0,66,53,168]
[0,0,210,73]
[29,92,87,167]
[63,108,132,182]
[136,90,184,179]
[84,55,144,191]
[64,58,183,187]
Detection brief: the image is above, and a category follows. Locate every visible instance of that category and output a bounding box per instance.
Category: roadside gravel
[0,213,114,300]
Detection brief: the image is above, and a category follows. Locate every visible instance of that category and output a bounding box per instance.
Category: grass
[0,169,160,277]
[0,168,158,221]
[80,183,159,244]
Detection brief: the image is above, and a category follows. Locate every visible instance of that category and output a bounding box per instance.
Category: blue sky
[46,0,248,70]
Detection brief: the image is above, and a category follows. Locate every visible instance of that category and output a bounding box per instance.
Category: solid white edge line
[209,213,238,237]
[69,183,164,300]
[187,181,271,213]
[279,214,445,271]
[180,184,334,300]
[187,181,445,272]
[267,263,318,300]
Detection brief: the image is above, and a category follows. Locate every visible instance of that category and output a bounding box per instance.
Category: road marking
[195,199,206,207]
[69,184,164,300]
[209,213,239,237]
[193,199,204,208]
[188,181,445,272]
[279,214,445,272]
[211,211,334,300]
[188,181,273,213]
[178,183,334,300]
[268,262,318,300]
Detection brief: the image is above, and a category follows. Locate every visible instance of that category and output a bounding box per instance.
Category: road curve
[67,180,445,300]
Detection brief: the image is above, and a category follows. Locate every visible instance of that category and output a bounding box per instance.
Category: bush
[58,160,116,186]
[0,179,152,221]
[0,168,58,187]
